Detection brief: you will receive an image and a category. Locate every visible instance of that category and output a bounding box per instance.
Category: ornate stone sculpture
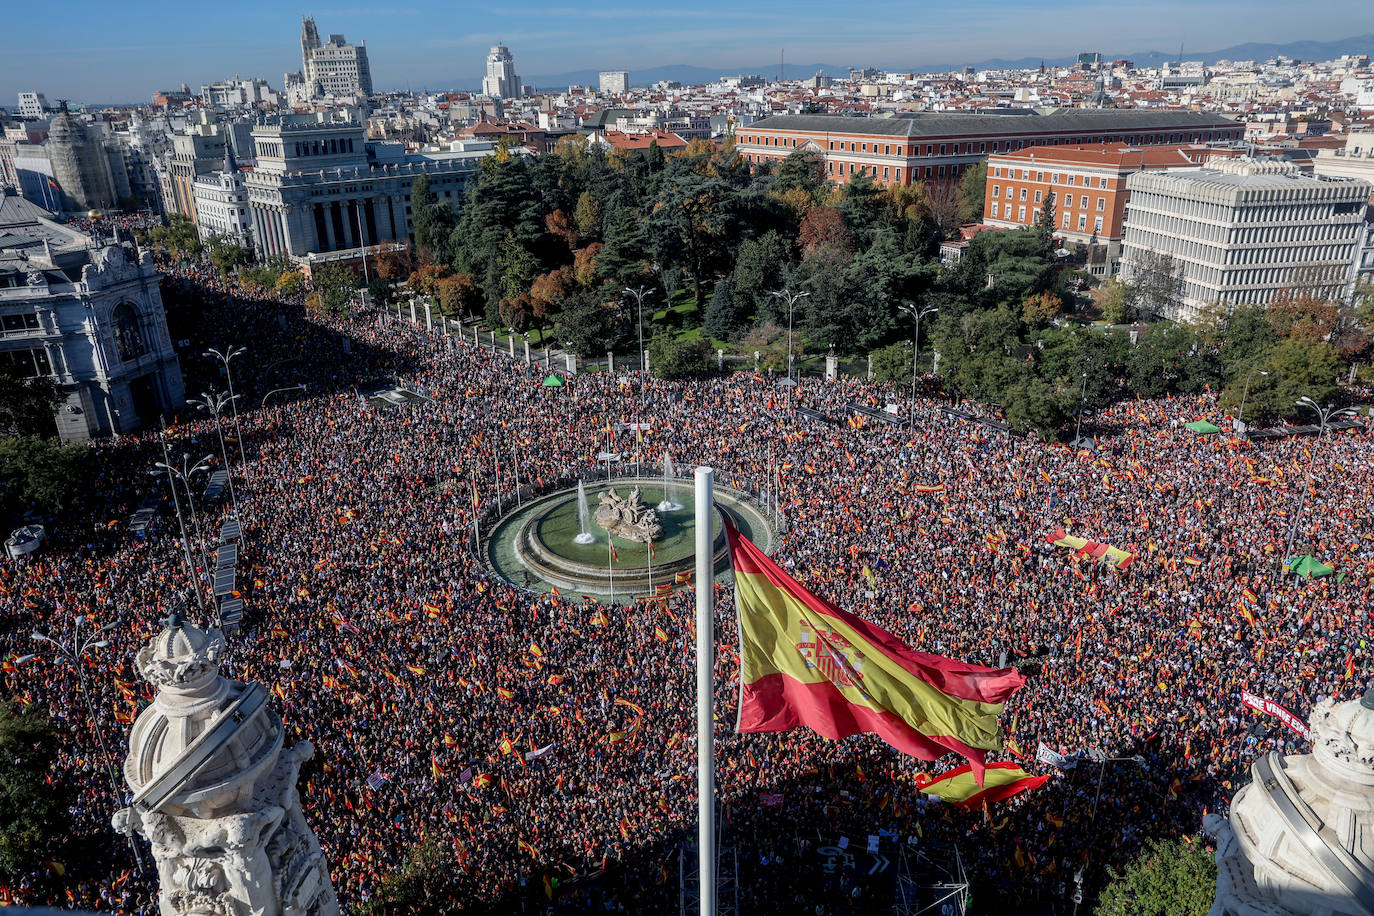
[594,486,663,543]
[1205,684,1374,916]
[113,611,340,916]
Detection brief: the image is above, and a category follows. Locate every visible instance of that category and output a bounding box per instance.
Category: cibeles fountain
[1205,684,1374,916]
[113,610,340,916]
[484,466,777,600]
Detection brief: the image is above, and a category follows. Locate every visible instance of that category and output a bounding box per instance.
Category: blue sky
[2,0,1371,104]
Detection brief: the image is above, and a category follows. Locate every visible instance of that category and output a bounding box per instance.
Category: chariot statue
[594,486,663,543]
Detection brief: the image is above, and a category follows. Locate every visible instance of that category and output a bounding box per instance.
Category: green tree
[0,701,71,876]
[870,342,914,384]
[1098,276,1135,325]
[1036,190,1057,240]
[704,280,747,340]
[1224,336,1343,421]
[731,230,793,321]
[573,190,603,240]
[1130,252,1180,319]
[410,174,457,255]
[957,161,987,224]
[309,263,357,317]
[1127,322,1218,398]
[649,168,740,311]
[0,364,62,439]
[0,436,90,526]
[358,839,455,916]
[1218,304,1279,379]
[204,234,253,280]
[552,290,626,358]
[1096,836,1217,916]
[149,215,203,260]
[772,149,827,204]
[649,336,713,380]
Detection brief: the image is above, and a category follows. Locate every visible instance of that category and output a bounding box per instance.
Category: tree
[573,191,603,240]
[1227,336,1343,421]
[552,290,626,358]
[1035,191,1056,241]
[0,365,61,439]
[1021,290,1063,328]
[773,149,827,204]
[1097,277,1135,325]
[703,280,748,340]
[410,174,456,256]
[204,234,253,280]
[957,161,987,224]
[648,336,713,380]
[870,342,914,384]
[309,263,357,317]
[732,231,793,322]
[358,839,455,916]
[373,241,413,281]
[148,215,203,260]
[0,435,90,526]
[1096,836,1217,916]
[1127,322,1218,398]
[649,168,740,310]
[1130,251,1180,318]
[434,273,481,319]
[1266,285,1340,342]
[1218,304,1279,379]
[922,180,962,237]
[798,206,851,255]
[0,701,70,876]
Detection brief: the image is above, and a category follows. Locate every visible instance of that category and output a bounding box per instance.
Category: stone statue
[1204,684,1374,916]
[594,486,663,543]
[113,611,340,916]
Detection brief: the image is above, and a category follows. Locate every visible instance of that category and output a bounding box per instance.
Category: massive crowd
[1,256,1370,915]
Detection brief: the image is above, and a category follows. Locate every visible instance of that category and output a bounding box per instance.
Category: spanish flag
[915,762,1049,808]
[406,664,426,676]
[727,522,1024,781]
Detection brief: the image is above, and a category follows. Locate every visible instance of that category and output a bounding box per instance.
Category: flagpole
[694,466,716,916]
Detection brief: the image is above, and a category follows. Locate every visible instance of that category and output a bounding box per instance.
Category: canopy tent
[1185,420,1221,435]
[1046,528,1136,569]
[541,374,566,388]
[1285,555,1334,578]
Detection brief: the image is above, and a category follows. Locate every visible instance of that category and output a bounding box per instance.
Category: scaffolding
[679,837,738,916]
[892,842,970,916]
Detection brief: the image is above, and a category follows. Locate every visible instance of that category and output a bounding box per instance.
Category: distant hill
[505,35,1374,93]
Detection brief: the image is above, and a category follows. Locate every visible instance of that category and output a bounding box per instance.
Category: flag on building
[726,521,1024,781]
[914,762,1049,808]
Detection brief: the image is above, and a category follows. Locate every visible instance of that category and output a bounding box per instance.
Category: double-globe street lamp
[189,390,242,524]
[1283,396,1359,564]
[203,346,247,471]
[153,444,214,613]
[898,302,938,428]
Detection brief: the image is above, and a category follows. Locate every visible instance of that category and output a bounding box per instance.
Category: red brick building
[734,109,1242,188]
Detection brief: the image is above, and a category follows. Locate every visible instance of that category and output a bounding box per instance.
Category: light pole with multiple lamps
[153,448,213,612]
[770,288,809,381]
[623,285,652,392]
[189,390,241,522]
[203,346,247,470]
[32,618,147,873]
[898,303,938,428]
[1283,396,1358,564]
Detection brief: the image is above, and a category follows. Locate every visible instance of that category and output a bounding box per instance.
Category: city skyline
[2,0,1372,104]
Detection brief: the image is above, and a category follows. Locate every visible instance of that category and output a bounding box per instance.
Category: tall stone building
[482,44,522,99]
[113,611,340,916]
[296,16,373,99]
[0,190,185,440]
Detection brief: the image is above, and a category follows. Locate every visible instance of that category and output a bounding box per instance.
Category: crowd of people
[1,255,1370,915]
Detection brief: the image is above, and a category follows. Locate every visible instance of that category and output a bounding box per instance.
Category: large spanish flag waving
[727,521,1024,782]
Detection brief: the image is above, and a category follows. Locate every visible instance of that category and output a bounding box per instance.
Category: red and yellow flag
[914,762,1049,808]
[727,522,1024,782]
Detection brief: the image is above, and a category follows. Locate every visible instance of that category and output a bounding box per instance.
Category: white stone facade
[1206,687,1374,916]
[300,17,372,99]
[114,614,340,916]
[482,45,522,99]
[193,167,252,246]
[599,71,630,94]
[1120,158,1370,321]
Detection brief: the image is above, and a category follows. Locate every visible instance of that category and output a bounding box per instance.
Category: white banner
[1036,742,1079,770]
[1241,691,1312,741]
[523,742,558,762]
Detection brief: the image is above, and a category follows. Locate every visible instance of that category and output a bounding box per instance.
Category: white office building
[16,92,47,119]
[1120,159,1370,321]
[192,146,252,246]
[599,71,630,94]
[482,45,522,99]
[297,16,373,98]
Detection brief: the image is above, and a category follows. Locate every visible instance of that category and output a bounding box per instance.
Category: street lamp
[260,383,307,411]
[1236,368,1269,434]
[624,286,652,394]
[898,303,938,428]
[1072,371,1088,448]
[153,449,213,612]
[1283,397,1358,563]
[32,618,147,873]
[770,288,809,381]
[203,346,246,470]
[189,390,241,522]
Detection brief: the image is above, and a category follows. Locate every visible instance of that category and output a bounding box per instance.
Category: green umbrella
[541,374,566,388]
[1185,420,1221,435]
[1284,555,1334,578]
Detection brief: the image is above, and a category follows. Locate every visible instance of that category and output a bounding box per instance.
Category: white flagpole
[694,466,716,916]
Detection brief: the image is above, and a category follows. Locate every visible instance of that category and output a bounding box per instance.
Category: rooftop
[745,108,1238,138]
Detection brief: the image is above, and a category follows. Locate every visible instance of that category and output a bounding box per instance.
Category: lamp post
[770,288,809,381]
[898,303,938,428]
[153,449,213,612]
[1283,397,1358,564]
[260,383,307,412]
[189,390,241,522]
[1236,368,1269,435]
[203,346,246,470]
[33,618,147,873]
[1074,753,1146,916]
[623,286,652,398]
[1072,371,1088,448]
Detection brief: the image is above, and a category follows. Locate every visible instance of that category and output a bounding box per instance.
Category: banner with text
[1241,691,1311,742]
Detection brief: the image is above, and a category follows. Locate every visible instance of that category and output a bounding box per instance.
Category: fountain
[573,481,596,544]
[658,452,683,511]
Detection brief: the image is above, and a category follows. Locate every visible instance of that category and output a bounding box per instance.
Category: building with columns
[0,190,185,440]
[1120,159,1370,321]
[243,112,478,263]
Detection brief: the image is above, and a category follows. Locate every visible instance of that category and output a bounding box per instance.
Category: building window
[1078,215,1087,230]
[1034,190,1042,203]
[1018,206,1026,221]
[1098,177,1108,189]
[1065,194,1074,208]
[1094,217,1103,234]
[1019,188,1027,201]
[112,303,147,362]
[992,185,1000,197]
[1,313,40,335]
[1062,212,1071,228]
[0,347,50,377]
[991,202,999,218]
[938,166,945,179]
[1096,197,1105,211]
